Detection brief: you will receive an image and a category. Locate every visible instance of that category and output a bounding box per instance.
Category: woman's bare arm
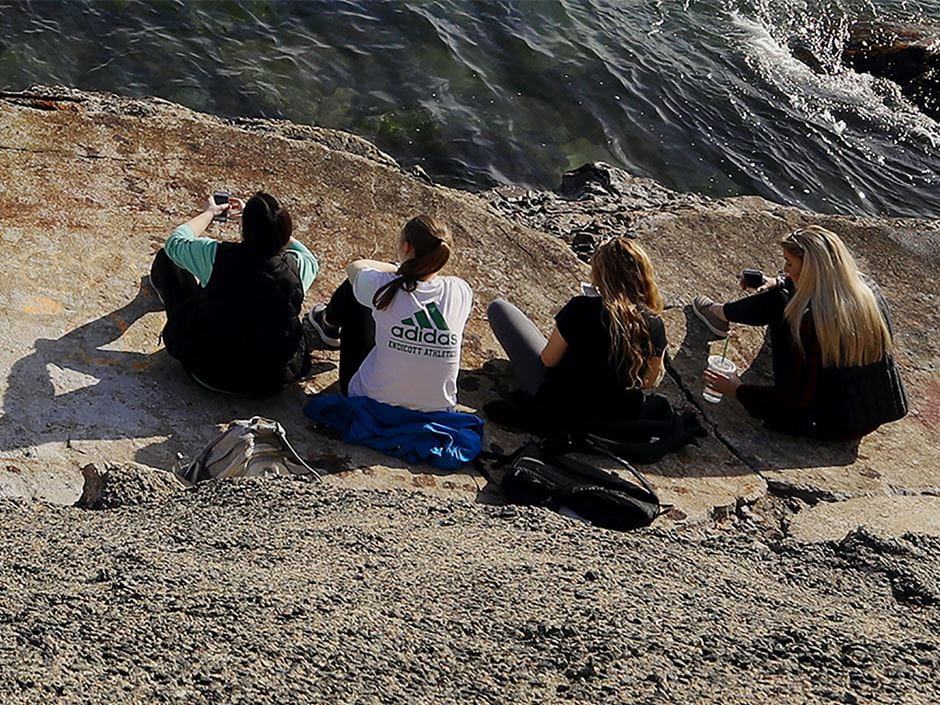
[641,355,665,389]
[346,259,398,284]
[539,327,568,368]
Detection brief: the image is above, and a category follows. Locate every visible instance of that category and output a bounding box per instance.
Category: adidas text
[391,325,459,346]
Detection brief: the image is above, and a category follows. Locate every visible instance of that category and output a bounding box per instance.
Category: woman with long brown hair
[695,225,907,440]
[487,237,667,418]
[307,215,472,412]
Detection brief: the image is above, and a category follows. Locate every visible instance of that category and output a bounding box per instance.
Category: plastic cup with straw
[703,338,736,404]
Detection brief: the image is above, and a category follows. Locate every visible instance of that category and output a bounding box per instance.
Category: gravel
[0,478,937,704]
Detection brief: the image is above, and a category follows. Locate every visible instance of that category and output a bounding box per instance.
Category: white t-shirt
[348,269,473,412]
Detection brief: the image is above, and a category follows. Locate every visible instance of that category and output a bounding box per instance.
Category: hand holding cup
[702,355,740,403]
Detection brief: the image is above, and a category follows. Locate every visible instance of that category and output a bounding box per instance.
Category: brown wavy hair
[373,216,451,310]
[590,238,664,387]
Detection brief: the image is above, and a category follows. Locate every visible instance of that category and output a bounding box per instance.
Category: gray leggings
[486,299,548,396]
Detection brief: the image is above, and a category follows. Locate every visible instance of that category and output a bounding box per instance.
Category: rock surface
[0,458,85,505]
[1,87,939,704]
[77,461,186,510]
[841,20,940,121]
[0,479,937,705]
[788,495,940,543]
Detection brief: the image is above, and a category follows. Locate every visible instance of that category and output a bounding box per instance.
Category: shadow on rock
[1,279,183,459]
[0,278,332,474]
[674,305,859,472]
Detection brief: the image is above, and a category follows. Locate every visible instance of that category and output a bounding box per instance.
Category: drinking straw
[720,336,730,362]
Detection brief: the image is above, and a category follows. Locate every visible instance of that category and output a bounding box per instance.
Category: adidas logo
[400,302,449,331]
[391,303,459,346]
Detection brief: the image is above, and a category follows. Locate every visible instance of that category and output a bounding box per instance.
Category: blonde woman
[694,225,907,440]
[487,237,667,419]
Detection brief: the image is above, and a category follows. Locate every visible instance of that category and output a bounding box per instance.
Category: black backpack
[483,392,706,465]
[477,435,668,531]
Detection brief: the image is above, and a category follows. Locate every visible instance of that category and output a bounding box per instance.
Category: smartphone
[742,268,764,289]
[580,282,599,297]
[212,190,230,222]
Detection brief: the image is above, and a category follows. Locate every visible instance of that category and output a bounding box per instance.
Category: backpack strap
[579,433,659,499]
[473,448,516,484]
[477,438,670,509]
[582,434,674,516]
[277,429,321,480]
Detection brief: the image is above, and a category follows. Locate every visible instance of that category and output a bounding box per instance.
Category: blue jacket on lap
[303,395,484,471]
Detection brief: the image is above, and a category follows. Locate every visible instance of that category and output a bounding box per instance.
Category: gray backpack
[179,416,320,485]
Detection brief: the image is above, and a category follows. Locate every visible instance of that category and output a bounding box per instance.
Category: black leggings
[723,286,795,388]
[150,248,199,317]
[324,280,376,395]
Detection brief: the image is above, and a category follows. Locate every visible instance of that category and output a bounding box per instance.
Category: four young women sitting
[153,201,906,444]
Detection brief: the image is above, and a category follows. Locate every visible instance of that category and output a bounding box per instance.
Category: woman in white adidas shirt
[308,216,473,412]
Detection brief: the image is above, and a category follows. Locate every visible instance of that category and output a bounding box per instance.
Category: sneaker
[692,296,730,338]
[306,304,341,349]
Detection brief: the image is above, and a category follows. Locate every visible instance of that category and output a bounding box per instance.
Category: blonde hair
[590,238,664,386]
[781,225,892,367]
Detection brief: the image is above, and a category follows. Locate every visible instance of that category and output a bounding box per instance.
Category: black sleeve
[646,314,667,356]
[723,287,790,327]
[554,297,589,343]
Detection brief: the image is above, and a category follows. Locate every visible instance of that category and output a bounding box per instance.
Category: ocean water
[0,0,937,219]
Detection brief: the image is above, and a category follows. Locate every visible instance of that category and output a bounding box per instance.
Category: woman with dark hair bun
[307,215,472,412]
[150,191,319,397]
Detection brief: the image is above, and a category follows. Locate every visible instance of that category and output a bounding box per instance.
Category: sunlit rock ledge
[0,86,937,536]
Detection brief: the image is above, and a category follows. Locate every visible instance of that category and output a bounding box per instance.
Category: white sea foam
[729,6,939,151]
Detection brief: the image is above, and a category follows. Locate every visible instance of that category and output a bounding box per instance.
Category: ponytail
[373,216,451,310]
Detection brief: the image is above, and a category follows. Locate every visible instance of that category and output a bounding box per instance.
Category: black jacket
[735,281,907,440]
[163,243,309,397]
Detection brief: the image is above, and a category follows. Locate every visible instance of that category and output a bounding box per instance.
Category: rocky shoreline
[0,87,938,703]
[1,479,939,705]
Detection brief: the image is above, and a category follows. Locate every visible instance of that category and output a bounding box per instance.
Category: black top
[162,242,310,397]
[537,296,667,414]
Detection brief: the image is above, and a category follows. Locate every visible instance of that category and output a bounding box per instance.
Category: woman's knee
[486,298,509,318]
[486,298,523,329]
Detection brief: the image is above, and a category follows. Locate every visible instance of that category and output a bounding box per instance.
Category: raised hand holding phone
[211,191,230,222]
[740,268,765,290]
[227,196,245,218]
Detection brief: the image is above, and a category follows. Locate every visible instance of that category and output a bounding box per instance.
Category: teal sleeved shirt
[164,224,319,291]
